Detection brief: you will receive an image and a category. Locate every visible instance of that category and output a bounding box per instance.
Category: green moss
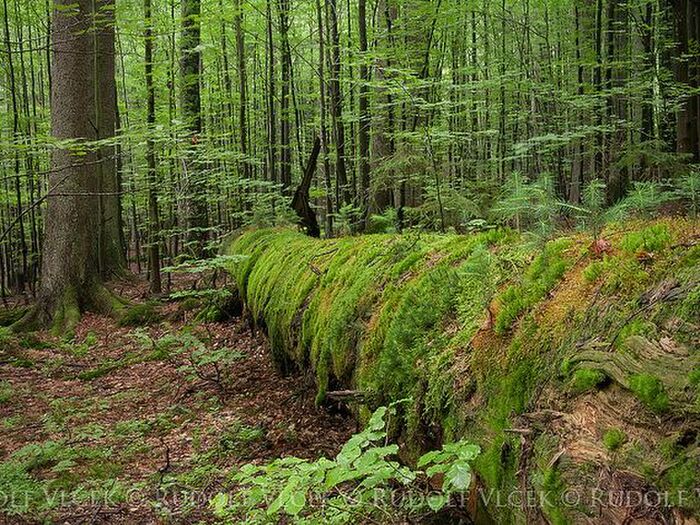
[602,428,627,452]
[615,319,657,349]
[620,224,672,254]
[224,221,698,522]
[629,373,669,413]
[570,369,607,394]
[494,238,572,335]
[540,467,568,525]
[690,368,700,387]
[118,301,161,327]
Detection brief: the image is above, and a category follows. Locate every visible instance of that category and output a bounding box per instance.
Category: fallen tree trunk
[224,218,700,523]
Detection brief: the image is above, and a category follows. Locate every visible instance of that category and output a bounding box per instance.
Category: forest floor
[0,277,355,524]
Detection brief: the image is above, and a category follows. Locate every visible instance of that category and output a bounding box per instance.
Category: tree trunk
[278,0,292,190]
[96,0,125,277]
[358,0,370,228]
[180,0,207,257]
[145,0,161,294]
[326,0,350,207]
[27,0,116,333]
[234,0,250,180]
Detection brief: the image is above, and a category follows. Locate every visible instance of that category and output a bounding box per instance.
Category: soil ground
[0,277,355,524]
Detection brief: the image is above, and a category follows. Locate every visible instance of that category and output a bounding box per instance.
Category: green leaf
[284,490,307,515]
[427,493,449,512]
[444,462,472,491]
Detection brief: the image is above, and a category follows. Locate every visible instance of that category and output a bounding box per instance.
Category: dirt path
[0,282,355,524]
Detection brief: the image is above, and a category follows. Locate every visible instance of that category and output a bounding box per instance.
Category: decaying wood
[292,136,321,238]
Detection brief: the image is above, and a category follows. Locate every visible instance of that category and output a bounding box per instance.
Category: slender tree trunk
[326,0,350,207]
[234,0,250,179]
[96,0,125,277]
[145,0,161,293]
[278,0,292,190]
[180,0,207,257]
[358,0,370,228]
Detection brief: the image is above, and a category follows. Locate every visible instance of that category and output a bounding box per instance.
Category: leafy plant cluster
[210,404,480,524]
[130,327,244,392]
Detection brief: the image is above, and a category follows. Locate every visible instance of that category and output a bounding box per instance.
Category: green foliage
[210,405,480,524]
[620,224,672,254]
[0,440,128,517]
[118,301,161,327]
[673,169,700,217]
[570,369,607,394]
[366,208,398,234]
[0,381,14,405]
[629,373,669,413]
[602,428,627,452]
[491,172,562,237]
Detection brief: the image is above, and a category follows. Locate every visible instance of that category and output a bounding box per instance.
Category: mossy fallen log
[224,219,700,523]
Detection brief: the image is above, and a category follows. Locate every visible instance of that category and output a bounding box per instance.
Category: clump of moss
[602,428,627,452]
[118,301,161,327]
[615,319,657,349]
[690,369,700,387]
[494,238,571,335]
[570,369,607,394]
[629,373,669,413]
[620,224,672,254]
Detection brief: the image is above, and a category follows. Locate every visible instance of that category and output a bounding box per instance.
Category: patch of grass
[0,381,14,405]
[1,415,21,429]
[215,422,265,457]
[570,369,607,394]
[63,331,98,358]
[629,373,669,413]
[0,440,129,517]
[18,333,52,350]
[602,428,627,452]
[118,301,161,327]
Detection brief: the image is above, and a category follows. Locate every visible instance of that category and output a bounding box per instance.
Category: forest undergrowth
[0,275,355,524]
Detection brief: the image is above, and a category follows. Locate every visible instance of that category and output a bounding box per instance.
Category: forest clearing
[0,0,699,523]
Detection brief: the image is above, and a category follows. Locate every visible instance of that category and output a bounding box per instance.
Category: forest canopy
[0,0,698,312]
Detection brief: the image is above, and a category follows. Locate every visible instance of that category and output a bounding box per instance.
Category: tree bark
[358,0,370,228]
[95,0,125,277]
[26,0,116,333]
[180,0,208,257]
[145,0,161,294]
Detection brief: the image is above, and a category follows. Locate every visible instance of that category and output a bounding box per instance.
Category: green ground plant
[211,404,480,524]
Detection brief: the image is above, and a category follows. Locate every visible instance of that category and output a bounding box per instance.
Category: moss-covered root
[11,284,126,337]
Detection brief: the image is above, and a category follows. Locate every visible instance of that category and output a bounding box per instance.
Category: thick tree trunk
[27,0,116,333]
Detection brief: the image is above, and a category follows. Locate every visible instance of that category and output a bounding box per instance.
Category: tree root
[10,284,127,337]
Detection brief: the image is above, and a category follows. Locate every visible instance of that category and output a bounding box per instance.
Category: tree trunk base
[11,284,126,337]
